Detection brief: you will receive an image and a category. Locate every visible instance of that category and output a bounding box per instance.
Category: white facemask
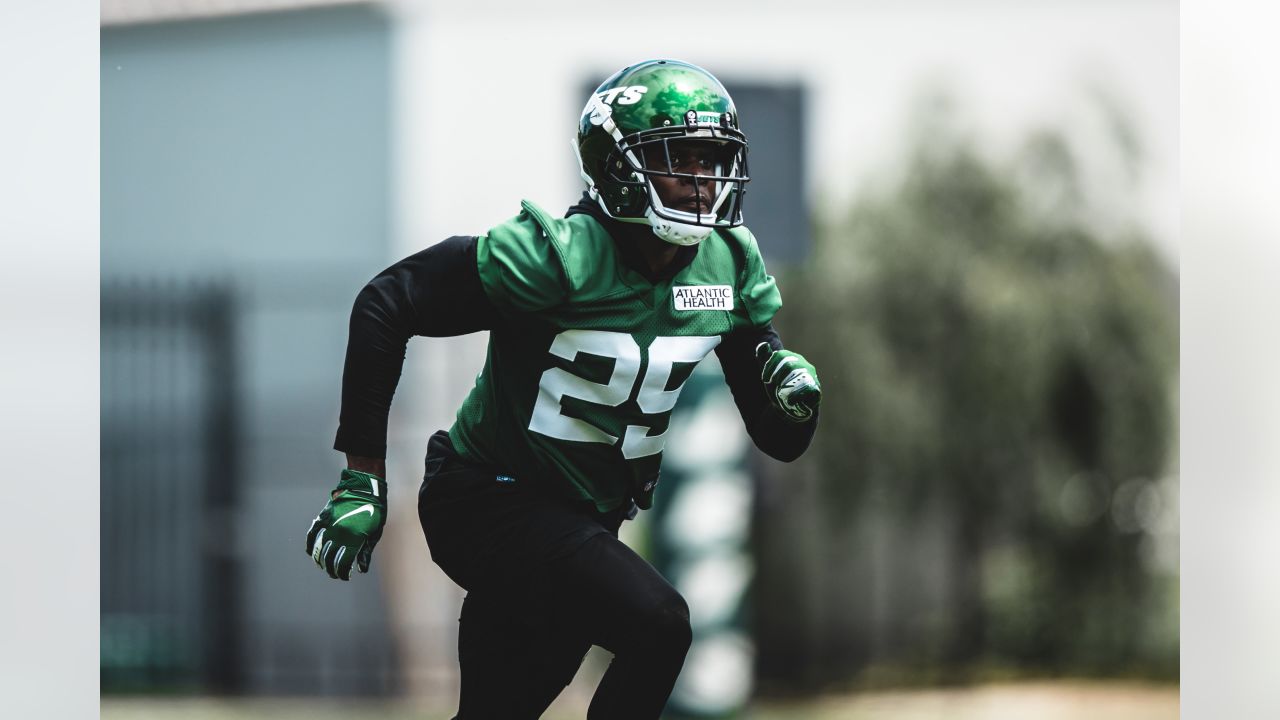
[646,205,715,246]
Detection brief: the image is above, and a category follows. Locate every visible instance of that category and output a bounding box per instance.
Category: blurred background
[99,0,1178,717]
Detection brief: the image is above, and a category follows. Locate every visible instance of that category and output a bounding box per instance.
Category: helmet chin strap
[646,206,714,246]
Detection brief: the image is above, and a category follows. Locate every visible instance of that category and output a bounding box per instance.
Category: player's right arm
[306,235,498,581]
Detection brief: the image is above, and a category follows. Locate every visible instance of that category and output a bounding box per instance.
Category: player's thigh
[456,588,590,719]
[548,531,690,655]
[418,431,609,593]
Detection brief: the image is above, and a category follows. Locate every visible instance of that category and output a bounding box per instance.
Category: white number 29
[528,330,721,459]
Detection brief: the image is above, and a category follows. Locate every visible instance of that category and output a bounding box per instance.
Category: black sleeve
[334,236,497,458]
[715,322,819,462]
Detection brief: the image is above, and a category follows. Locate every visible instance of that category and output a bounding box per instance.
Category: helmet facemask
[607,117,749,246]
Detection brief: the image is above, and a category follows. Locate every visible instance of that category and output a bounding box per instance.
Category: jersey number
[528,330,720,459]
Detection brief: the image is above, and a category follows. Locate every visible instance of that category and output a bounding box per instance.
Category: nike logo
[780,369,813,392]
[335,504,375,525]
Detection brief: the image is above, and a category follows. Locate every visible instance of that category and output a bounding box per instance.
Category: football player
[306,59,821,719]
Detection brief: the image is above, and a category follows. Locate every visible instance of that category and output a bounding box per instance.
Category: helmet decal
[585,95,612,127]
[594,85,649,106]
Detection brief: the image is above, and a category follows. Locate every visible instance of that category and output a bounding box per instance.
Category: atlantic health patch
[672,285,734,311]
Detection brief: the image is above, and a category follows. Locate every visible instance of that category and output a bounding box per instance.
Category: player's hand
[756,342,822,422]
[305,469,387,581]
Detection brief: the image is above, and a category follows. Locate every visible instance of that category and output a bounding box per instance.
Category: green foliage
[758,98,1177,690]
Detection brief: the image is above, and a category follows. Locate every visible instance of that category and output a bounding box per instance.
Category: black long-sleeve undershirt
[334,231,817,463]
[714,324,818,463]
[335,236,496,458]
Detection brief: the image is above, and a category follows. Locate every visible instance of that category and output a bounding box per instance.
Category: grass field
[103,680,1178,720]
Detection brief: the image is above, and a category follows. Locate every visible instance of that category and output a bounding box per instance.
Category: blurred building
[101,0,397,694]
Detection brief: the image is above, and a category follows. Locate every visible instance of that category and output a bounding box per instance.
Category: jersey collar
[565,193,700,283]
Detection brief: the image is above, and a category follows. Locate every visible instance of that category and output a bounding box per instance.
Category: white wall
[389,0,1177,265]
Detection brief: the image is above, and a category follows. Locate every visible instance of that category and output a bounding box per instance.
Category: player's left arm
[715,323,819,462]
[308,235,496,581]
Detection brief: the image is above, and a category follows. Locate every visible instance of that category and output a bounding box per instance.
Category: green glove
[756,342,822,422]
[305,469,387,581]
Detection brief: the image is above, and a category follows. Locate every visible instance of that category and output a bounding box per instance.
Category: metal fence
[101,281,240,693]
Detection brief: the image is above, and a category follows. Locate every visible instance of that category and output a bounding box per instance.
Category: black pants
[418,431,691,719]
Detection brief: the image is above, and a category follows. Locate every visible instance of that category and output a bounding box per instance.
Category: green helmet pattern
[575,59,750,245]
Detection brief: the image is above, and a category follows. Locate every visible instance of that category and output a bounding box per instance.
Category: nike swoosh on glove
[756,342,822,422]
[305,469,387,581]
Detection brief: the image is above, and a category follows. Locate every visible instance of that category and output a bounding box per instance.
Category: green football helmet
[574,59,750,246]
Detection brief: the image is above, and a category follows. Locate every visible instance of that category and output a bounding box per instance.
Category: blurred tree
[752,94,1177,695]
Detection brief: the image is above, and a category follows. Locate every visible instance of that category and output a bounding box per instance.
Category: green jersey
[448,200,782,512]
